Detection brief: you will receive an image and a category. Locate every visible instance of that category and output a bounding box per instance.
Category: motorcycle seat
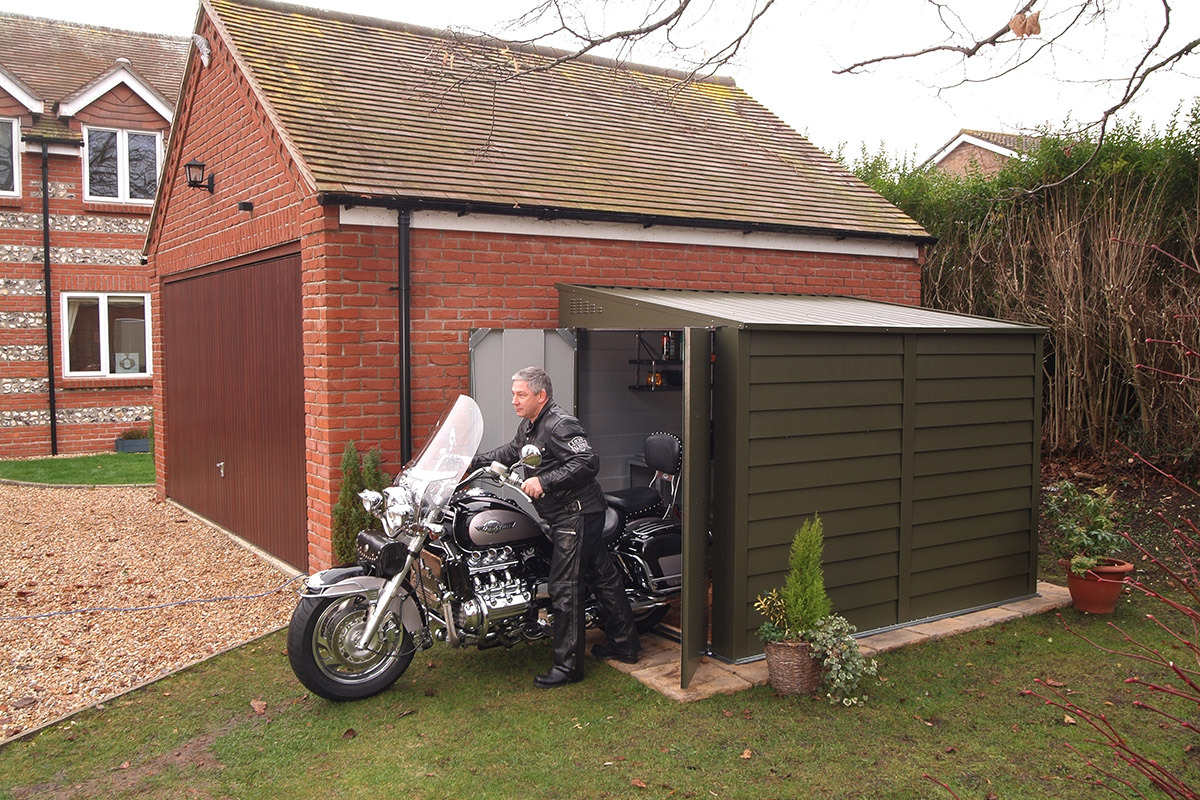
[604,433,682,518]
[601,504,622,548]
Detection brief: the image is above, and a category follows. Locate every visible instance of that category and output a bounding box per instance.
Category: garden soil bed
[0,485,296,739]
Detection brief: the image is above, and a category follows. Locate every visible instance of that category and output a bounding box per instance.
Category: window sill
[83,201,154,215]
[61,376,153,390]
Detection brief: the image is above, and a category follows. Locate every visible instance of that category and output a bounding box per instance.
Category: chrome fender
[300,567,422,633]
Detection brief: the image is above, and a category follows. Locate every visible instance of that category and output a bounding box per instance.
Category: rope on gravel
[0,574,307,622]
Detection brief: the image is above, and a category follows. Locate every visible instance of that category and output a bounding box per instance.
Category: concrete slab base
[589,581,1072,702]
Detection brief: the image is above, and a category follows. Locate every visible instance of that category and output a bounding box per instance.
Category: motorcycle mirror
[359,490,384,515]
[519,444,542,468]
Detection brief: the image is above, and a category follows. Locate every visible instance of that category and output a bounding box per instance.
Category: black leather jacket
[470,402,607,525]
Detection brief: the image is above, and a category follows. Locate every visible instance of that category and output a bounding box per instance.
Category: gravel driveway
[0,484,298,739]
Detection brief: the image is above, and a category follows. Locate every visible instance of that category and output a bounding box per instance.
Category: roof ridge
[0,10,189,44]
[216,0,737,87]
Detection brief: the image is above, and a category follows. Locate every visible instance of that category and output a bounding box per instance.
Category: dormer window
[0,117,17,196]
[82,125,161,203]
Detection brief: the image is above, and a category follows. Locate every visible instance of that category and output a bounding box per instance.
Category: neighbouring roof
[206,0,930,243]
[924,128,1042,169]
[0,13,188,139]
[557,285,1044,332]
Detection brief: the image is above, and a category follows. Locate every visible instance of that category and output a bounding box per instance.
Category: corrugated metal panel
[559,285,1043,332]
[163,254,306,570]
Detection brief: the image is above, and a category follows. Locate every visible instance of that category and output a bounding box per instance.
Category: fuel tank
[451,489,546,551]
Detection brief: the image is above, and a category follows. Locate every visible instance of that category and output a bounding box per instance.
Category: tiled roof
[959,129,1041,153]
[0,13,188,112]
[208,0,929,242]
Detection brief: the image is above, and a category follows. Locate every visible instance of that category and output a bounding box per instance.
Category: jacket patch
[567,436,591,453]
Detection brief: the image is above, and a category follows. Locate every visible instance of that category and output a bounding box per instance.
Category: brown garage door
[162,254,306,570]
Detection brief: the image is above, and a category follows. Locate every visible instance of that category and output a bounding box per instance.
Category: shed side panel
[908,334,1039,616]
[742,330,905,650]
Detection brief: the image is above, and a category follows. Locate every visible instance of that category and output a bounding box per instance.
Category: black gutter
[317,192,939,247]
[40,143,58,455]
[397,209,412,463]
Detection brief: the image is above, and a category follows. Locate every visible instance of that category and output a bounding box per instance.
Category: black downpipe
[40,144,58,455]
[398,209,412,463]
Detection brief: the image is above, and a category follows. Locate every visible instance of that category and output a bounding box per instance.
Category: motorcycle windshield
[397,395,485,515]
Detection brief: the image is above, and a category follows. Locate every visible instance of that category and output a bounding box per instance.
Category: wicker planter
[763,640,821,696]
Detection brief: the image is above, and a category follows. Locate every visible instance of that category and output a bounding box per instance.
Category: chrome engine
[415,543,542,648]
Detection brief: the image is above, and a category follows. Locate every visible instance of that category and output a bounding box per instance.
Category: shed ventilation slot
[569,298,604,315]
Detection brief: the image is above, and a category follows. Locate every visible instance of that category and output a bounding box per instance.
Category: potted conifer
[754,515,877,703]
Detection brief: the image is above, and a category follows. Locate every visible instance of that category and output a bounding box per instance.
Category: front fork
[356,529,428,649]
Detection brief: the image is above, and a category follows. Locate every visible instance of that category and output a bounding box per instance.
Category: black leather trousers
[547,510,639,676]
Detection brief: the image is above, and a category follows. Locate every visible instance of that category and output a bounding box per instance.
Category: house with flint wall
[0,14,187,457]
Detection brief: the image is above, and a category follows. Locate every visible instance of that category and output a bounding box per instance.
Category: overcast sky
[2,0,1196,162]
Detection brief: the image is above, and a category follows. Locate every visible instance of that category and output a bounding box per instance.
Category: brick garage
[147,0,930,573]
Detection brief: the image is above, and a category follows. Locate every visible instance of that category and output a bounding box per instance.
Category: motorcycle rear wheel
[631,603,670,634]
[288,594,414,701]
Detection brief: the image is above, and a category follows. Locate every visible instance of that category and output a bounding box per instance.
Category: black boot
[534,665,584,688]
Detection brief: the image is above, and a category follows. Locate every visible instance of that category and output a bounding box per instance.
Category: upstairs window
[83,126,160,203]
[63,293,151,377]
[0,117,16,196]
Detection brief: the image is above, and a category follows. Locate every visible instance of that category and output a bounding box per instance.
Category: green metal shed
[558,285,1047,683]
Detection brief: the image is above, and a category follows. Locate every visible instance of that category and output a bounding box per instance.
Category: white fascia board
[0,68,44,114]
[22,141,81,157]
[339,206,919,260]
[57,66,173,122]
[930,133,1017,166]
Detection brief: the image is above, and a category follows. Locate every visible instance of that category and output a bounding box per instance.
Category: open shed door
[680,327,712,688]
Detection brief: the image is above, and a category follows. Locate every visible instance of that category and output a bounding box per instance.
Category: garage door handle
[217,461,225,478]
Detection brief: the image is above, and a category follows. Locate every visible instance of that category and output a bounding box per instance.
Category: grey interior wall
[577,329,683,492]
[469,329,576,453]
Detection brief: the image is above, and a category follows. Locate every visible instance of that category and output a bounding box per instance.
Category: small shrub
[1044,480,1125,574]
[330,443,388,565]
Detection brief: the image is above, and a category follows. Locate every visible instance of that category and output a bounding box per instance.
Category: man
[470,366,639,688]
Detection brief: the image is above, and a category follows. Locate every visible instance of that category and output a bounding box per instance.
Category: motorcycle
[287,394,685,701]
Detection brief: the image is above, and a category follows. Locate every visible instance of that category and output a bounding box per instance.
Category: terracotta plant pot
[763,640,822,696]
[1060,558,1134,614]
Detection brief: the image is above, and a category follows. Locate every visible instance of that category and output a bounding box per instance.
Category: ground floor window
[62,293,151,376]
[0,117,16,195]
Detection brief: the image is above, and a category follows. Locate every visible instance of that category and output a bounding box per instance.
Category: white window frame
[61,292,153,378]
[81,125,162,204]
[0,117,18,198]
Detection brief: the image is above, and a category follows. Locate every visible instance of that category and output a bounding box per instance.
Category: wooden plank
[913,464,1035,500]
[915,421,1034,451]
[911,531,1032,573]
[751,330,903,356]
[912,509,1032,549]
[912,486,1031,525]
[749,353,903,384]
[749,454,901,492]
[746,528,899,576]
[825,552,899,588]
[914,398,1033,427]
[914,443,1031,475]
[917,353,1036,379]
[749,405,903,438]
[750,380,904,411]
[916,333,1039,356]
[909,574,1033,620]
[749,478,901,520]
[751,429,902,465]
[910,553,1031,595]
[748,504,901,549]
[915,376,1035,403]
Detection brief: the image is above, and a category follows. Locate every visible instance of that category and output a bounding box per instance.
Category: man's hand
[521,476,544,499]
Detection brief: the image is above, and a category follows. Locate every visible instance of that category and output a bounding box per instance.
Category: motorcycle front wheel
[288,594,415,701]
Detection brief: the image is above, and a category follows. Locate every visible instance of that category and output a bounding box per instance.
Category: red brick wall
[936,142,1010,177]
[292,221,920,568]
[1,87,161,458]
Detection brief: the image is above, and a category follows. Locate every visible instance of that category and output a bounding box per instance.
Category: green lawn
[0,452,154,485]
[2,594,1196,799]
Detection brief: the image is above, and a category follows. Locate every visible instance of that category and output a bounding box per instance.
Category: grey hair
[512,366,553,400]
